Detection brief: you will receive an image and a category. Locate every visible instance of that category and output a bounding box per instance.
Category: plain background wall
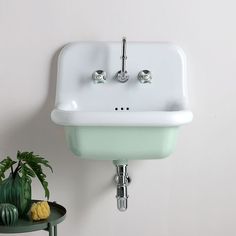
[0,0,236,235]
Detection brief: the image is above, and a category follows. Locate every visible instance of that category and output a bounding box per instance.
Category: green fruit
[0,203,18,225]
[0,174,31,216]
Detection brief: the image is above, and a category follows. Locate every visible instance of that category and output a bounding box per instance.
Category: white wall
[0,0,236,235]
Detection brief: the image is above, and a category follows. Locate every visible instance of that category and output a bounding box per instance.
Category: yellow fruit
[30,201,50,221]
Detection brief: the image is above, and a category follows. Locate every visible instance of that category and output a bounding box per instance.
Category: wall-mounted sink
[51,39,193,211]
[51,40,192,161]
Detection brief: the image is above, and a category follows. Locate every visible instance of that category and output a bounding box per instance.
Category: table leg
[54,225,57,236]
[48,223,53,236]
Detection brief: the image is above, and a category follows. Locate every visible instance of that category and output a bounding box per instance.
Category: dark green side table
[0,200,66,236]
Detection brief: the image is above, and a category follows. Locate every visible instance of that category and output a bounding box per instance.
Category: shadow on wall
[2,47,114,222]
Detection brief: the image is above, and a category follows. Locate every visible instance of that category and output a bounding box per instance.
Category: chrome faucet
[115,37,129,83]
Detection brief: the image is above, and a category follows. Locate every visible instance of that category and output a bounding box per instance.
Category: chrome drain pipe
[114,164,131,211]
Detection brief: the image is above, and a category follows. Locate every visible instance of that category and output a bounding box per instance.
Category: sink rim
[51,109,193,127]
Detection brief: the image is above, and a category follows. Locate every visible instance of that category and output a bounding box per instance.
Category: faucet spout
[116,37,129,83]
[121,37,127,75]
[115,164,130,211]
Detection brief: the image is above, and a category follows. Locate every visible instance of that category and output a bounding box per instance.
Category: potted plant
[0,151,52,217]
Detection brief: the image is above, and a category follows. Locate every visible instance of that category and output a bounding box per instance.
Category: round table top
[0,200,66,234]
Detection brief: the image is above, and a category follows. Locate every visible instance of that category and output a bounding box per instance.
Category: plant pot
[0,174,31,217]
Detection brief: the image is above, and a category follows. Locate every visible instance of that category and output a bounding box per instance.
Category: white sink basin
[51,42,193,161]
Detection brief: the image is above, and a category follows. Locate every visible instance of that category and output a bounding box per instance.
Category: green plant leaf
[16,151,52,199]
[0,157,16,182]
[17,151,53,172]
[20,163,35,185]
[25,161,50,199]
